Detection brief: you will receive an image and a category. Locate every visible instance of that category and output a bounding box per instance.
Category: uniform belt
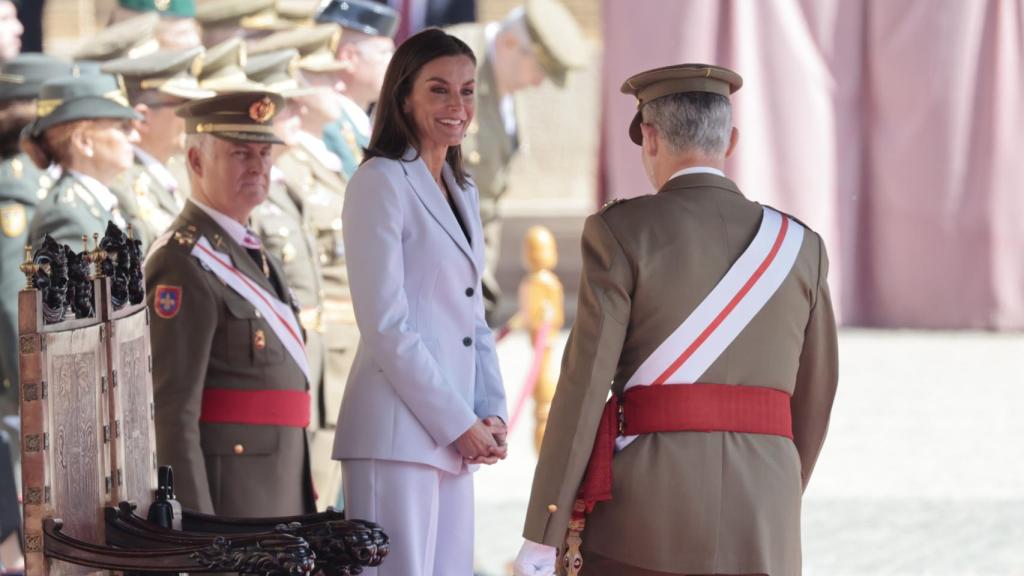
[577,383,792,513]
[200,388,311,428]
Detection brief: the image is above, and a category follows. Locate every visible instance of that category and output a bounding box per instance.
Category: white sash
[616,206,804,451]
[191,236,310,381]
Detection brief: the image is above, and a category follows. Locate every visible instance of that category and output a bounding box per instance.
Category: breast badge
[154,285,182,319]
[1,203,27,237]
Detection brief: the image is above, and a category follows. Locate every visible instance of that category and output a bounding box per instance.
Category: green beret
[101,46,214,101]
[73,13,160,62]
[523,0,586,87]
[620,63,743,145]
[29,74,141,136]
[176,90,284,144]
[118,0,196,18]
[0,53,73,102]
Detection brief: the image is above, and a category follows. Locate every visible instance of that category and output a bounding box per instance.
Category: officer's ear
[725,126,739,158]
[640,122,659,157]
[187,143,204,177]
[132,103,150,134]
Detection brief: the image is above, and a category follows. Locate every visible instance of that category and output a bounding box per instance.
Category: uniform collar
[68,170,118,212]
[133,146,179,191]
[668,166,725,180]
[189,198,257,248]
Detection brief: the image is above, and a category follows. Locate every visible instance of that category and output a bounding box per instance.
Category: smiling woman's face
[403,54,477,154]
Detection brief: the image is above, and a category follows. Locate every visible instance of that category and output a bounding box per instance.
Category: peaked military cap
[177,90,284,144]
[276,0,319,25]
[197,38,262,92]
[621,63,742,145]
[73,12,161,61]
[0,53,73,101]
[247,23,345,73]
[315,0,398,38]
[244,49,309,96]
[29,74,141,137]
[523,0,586,87]
[102,46,214,100]
[118,0,196,18]
[196,0,281,30]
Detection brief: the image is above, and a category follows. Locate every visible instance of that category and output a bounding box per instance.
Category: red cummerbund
[621,383,792,438]
[200,388,311,428]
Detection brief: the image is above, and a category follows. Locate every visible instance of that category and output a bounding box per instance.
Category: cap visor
[628,110,642,145]
[212,131,284,145]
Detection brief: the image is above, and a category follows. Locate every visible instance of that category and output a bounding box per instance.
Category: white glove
[513,539,558,576]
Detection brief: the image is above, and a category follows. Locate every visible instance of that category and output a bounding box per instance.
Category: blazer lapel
[184,202,280,298]
[401,149,477,270]
[442,164,483,273]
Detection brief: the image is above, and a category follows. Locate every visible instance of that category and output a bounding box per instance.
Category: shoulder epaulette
[172,224,198,248]
[598,196,636,214]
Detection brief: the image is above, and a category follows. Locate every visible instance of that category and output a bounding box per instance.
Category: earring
[84,148,94,158]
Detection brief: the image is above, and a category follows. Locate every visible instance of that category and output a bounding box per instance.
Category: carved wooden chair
[19,225,387,575]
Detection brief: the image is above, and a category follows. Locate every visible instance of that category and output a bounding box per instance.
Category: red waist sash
[577,383,792,513]
[200,388,311,428]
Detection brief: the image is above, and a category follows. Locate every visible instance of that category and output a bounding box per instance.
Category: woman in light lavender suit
[332,28,508,576]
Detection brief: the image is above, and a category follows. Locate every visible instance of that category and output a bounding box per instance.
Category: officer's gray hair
[184,133,213,160]
[641,92,732,156]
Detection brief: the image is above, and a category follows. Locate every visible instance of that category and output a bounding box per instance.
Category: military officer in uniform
[73,12,161,62]
[108,0,201,51]
[447,0,586,323]
[0,53,71,450]
[23,74,140,249]
[146,90,315,517]
[196,0,284,48]
[102,46,213,250]
[248,27,355,507]
[314,0,398,178]
[514,64,839,576]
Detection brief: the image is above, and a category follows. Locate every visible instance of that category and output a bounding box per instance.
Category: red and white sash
[191,236,310,381]
[616,206,804,451]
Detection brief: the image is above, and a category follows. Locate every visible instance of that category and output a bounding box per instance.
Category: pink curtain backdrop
[601,0,1024,329]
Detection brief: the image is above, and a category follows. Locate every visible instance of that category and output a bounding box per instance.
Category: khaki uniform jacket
[0,154,53,418]
[110,152,185,251]
[522,174,839,576]
[146,201,315,517]
[274,146,355,430]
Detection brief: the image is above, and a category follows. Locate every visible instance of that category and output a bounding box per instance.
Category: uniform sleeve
[342,164,478,448]
[522,213,633,546]
[145,247,218,513]
[790,234,839,489]
[28,202,93,250]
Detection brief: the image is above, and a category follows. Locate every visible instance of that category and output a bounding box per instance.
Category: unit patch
[154,285,182,319]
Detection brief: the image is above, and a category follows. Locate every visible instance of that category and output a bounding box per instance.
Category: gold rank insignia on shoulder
[133,172,152,197]
[173,225,197,247]
[599,197,627,213]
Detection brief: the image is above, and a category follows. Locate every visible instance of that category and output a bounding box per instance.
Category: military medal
[254,329,267,350]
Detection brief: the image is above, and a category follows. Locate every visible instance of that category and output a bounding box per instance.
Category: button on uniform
[547,504,558,513]
[233,443,245,455]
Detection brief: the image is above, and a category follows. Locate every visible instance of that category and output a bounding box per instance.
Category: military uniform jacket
[0,154,53,411]
[110,150,186,251]
[271,145,353,429]
[145,201,315,517]
[28,171,124,249]
[447,23,521,228]
[322,96,370,180]
[522,173,839,576]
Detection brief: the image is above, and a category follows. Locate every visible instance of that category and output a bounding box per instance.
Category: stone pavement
[473,329,1024,576]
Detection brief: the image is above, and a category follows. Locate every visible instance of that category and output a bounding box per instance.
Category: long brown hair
[364,28,476,188]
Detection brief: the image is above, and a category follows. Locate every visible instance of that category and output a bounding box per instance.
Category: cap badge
[248,96,276,123]
[155,0,171,11]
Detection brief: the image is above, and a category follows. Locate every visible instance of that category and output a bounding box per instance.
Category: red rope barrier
[508,319,553,433]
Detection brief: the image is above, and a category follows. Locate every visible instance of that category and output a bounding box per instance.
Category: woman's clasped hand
[456,415,509,465]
